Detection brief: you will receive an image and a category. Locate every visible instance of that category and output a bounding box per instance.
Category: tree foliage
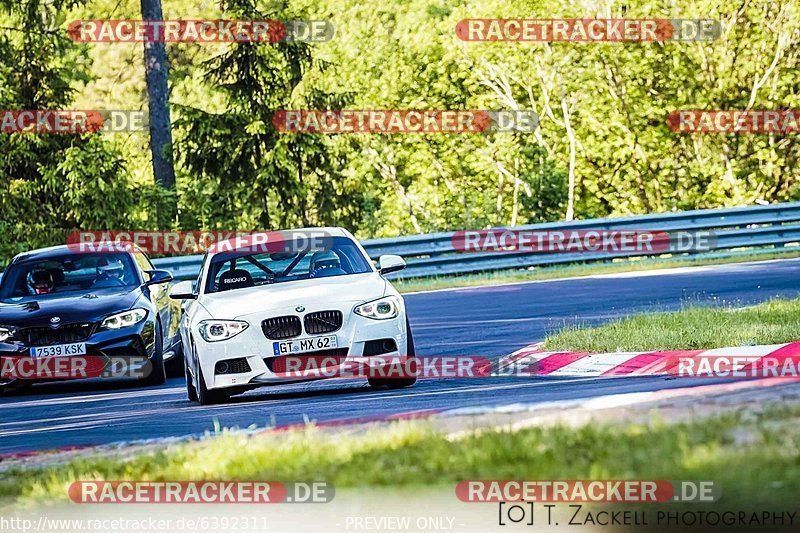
[1,0,799,264]
[0,0,156,264]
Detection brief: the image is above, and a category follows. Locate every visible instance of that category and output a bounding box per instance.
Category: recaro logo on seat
[224,277,248,284]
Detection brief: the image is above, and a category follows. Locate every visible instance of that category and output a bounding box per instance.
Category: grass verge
[2,404,800,509]
[393,248,800,293]
[543,297,800,353]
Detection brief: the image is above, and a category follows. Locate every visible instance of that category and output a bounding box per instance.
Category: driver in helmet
[92,257,126,288]
[27,269,55,295]
[309,250,347,278]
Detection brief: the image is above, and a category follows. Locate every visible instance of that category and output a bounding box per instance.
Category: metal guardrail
[0,202,796,283]
[149,201,800,281]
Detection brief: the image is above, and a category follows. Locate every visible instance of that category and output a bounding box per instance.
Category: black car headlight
[100,308,148,330]
[0,326,14,342]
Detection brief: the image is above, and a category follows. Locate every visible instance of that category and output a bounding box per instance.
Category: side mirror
[144,270,173,286]
[169,280,196,300]
[378,255,406,275]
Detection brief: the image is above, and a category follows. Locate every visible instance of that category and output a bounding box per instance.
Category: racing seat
[218,268,254,291]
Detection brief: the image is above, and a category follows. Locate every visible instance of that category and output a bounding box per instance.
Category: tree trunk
[561,95,577,221]
[141,0,176,229]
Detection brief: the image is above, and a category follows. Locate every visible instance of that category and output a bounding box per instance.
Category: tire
[368,319,417,389]
[140,323,166,387]
[185,352,198,402]
[165,341,185,378]
[195,359,229,405]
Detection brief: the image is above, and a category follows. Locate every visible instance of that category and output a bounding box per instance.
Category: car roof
[297,227,350,237]
[10,244,138,264]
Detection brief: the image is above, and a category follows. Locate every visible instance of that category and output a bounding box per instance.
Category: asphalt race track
[1,258,798,454]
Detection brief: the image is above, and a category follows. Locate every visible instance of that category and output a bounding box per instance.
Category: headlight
[198,320,249,342]
[354,296,401,320]
[0,326,14,342]
[101,308,147,330]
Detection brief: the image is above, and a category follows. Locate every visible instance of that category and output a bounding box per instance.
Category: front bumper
[0,320,157,383]
[195,304,408,391]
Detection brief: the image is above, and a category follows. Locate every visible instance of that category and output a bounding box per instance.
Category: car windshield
[0,252,138,301]
[205,236,373,293]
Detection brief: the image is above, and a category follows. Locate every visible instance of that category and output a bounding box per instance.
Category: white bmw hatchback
[169,228,415,405]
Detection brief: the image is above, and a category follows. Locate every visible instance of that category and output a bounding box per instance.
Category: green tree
[0,0,143,266]
[175,0,356,231]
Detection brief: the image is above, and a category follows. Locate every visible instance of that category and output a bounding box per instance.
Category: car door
[133,249,178,349]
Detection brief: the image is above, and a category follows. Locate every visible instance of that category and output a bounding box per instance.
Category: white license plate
[30,343,87,357]
[273,335,338,356]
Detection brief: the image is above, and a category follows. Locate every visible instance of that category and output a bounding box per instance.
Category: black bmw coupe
[0,245,182,390]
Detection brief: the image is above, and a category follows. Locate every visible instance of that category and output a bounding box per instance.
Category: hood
[200,273,387,319]
[0,287,143,328]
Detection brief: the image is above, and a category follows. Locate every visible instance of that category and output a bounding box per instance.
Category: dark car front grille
[266,348,349,374]
[303,310,343,335]
[19,323,95,346]
[261,315,302,340]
